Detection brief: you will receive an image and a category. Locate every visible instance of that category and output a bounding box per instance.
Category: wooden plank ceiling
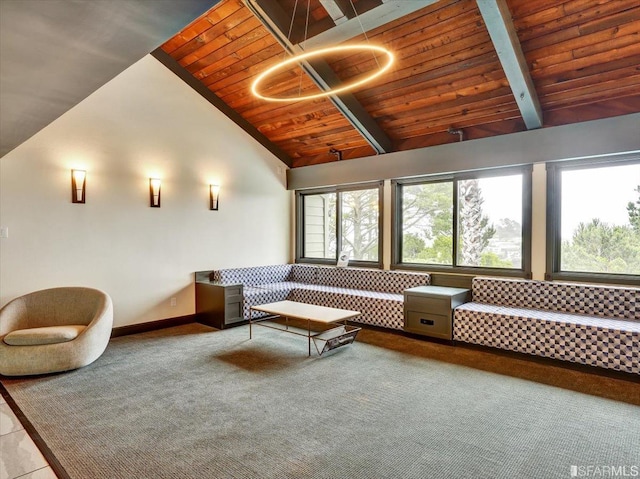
[160,0,640,168]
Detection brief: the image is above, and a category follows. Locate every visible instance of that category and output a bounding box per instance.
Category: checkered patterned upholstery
[289,264,321,284]
[289,287,405,330]
[471,277,639,320]
[242,286,292,319]
[242,282,310,319]
[453,277,640,374]
[290,264,430,293]
[210,264,430,329]
[212,265,293,286]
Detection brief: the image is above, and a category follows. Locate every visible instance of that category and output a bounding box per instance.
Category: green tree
[401,182,453,264]
[562,182,640,274]
[562,219,640,274]
[480,252,513,268]
[401,180,501,266]
[627,185,640,233]
[402,233,425,259]
[422,235,453,264]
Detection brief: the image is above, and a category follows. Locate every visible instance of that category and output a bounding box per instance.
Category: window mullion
[336,192,342,261]
[521,169,533,279]
[297,193,304,260]
[452,179,459,267]
[395,183,403,265]
[545,163,558,280]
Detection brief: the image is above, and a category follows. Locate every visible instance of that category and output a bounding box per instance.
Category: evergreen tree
[627,185,640,233]
[458,179,495,266]
[562,185,640,274]
[562,219,640,274]
[402,233,425,259]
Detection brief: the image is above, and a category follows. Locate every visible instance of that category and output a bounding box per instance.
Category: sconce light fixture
[71,169,86,203]
[209,184,220,211]
[149,178,161,207]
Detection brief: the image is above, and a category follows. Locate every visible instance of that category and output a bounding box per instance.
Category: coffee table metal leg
[249,309,252,339]
[308,318,311,357]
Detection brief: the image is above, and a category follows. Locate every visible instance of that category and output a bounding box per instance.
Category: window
[302,192,336,260]
[546,157,640,285]
[399,181,453,265]
[341,189,380,262]
[297,182,382,266]
[457,175,523,269]
[394,167,531,275]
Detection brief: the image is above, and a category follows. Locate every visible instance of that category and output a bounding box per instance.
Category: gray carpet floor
[2,323,639,479]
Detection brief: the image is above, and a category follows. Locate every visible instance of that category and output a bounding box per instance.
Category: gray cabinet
[403,286,470,340]
[195,281,244,329]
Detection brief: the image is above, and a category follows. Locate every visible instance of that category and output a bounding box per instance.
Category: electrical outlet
[170,297,177,307]
[0,226,8,238]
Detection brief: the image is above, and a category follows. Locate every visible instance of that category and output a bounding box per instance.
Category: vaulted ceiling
[3,0,638,166]
[0,0,216,158]
[158,0,640,168]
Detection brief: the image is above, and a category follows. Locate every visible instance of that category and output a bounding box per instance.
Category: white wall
[0,55,291,327]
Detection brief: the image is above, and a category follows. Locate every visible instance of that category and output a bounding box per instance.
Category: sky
[477,165,640,239]
[478,174,522,223]
[561,163,640,239]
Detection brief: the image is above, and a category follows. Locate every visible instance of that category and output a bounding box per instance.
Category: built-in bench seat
[211,264,430,330]
[288,286,405,331]
[453,277,640,374]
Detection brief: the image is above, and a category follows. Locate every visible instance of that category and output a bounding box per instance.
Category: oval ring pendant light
[250,44,394,102]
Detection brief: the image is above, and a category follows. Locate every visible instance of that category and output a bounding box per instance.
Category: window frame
[295,181,383,268]
[392,165,532,277]
[545,155,640,286]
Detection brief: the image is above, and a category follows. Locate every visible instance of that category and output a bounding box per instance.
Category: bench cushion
[454,303,640,374]
[251,282,310,292]
[293,283,403,301]
[290,265,430,294]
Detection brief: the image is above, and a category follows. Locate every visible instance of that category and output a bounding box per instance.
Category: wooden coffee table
[249,300,361,356]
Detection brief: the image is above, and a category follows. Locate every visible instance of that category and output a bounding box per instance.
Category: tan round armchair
[0,287,113,376]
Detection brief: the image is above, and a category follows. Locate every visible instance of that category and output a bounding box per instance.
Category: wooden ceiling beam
[318,0,349,24]
[324,0,384,21]
[331,0,357,19]
[245,0,393,154]
[476,0,544,129]
[300,0,440,50]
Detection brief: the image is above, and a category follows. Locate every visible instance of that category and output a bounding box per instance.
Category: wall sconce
[71,169,86,203]
[209,184,220,211]
[149,178,161,207]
